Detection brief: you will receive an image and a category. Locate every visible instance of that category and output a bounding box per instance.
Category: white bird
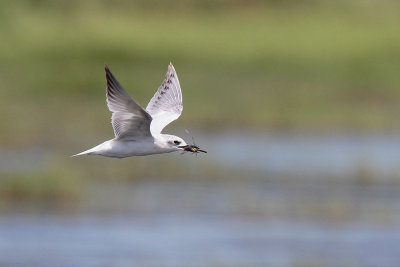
[73,63,204,158]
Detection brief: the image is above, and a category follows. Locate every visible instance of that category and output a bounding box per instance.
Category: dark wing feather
[105,66,152,140]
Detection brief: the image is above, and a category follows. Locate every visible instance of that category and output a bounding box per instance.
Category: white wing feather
[146,63,183,134]
[105,66,152,140]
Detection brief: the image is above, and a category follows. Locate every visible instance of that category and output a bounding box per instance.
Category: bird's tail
[71,141,111,157]
[71,148,95,157]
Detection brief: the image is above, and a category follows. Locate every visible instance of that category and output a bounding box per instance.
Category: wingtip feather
[105,65,112,77]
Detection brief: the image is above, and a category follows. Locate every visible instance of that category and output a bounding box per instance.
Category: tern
[73,63,206,158]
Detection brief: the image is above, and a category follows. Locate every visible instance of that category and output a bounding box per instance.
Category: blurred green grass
[1,0,400,147]
[0,159,85,212]
[1,1,400,202]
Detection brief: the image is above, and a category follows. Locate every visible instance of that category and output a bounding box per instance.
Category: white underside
[72,137,178,158]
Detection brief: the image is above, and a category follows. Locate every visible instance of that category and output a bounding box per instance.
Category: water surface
[2,132,400,266]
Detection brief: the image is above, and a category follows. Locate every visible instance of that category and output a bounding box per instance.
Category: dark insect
[179,130,207,154]
[179,144,207,153]
[179,145,207,153]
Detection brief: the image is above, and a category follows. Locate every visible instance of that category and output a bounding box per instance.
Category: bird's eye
[174,140,181,145]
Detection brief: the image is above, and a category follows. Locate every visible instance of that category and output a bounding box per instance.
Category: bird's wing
[105,66,152,140]
[146,63,183,134]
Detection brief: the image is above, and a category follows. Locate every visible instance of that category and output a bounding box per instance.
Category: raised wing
[146,63,183,134]
[105,66,152,140]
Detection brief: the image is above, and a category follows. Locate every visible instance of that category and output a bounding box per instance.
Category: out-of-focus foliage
[1,0,400,144]
[1,0,400,201]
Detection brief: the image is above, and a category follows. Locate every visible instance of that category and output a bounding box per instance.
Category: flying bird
[73,63,206,158]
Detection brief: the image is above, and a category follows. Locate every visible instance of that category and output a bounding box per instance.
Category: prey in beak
[178,144,207,154]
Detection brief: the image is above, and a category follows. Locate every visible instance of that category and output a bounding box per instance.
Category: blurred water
[1,214,400,267]
[3,132,400,177]
[206,131,400,177]
[2,132,400,266]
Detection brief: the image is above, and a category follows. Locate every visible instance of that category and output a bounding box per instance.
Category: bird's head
[164,135,188,150]
[164,134,207,154]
